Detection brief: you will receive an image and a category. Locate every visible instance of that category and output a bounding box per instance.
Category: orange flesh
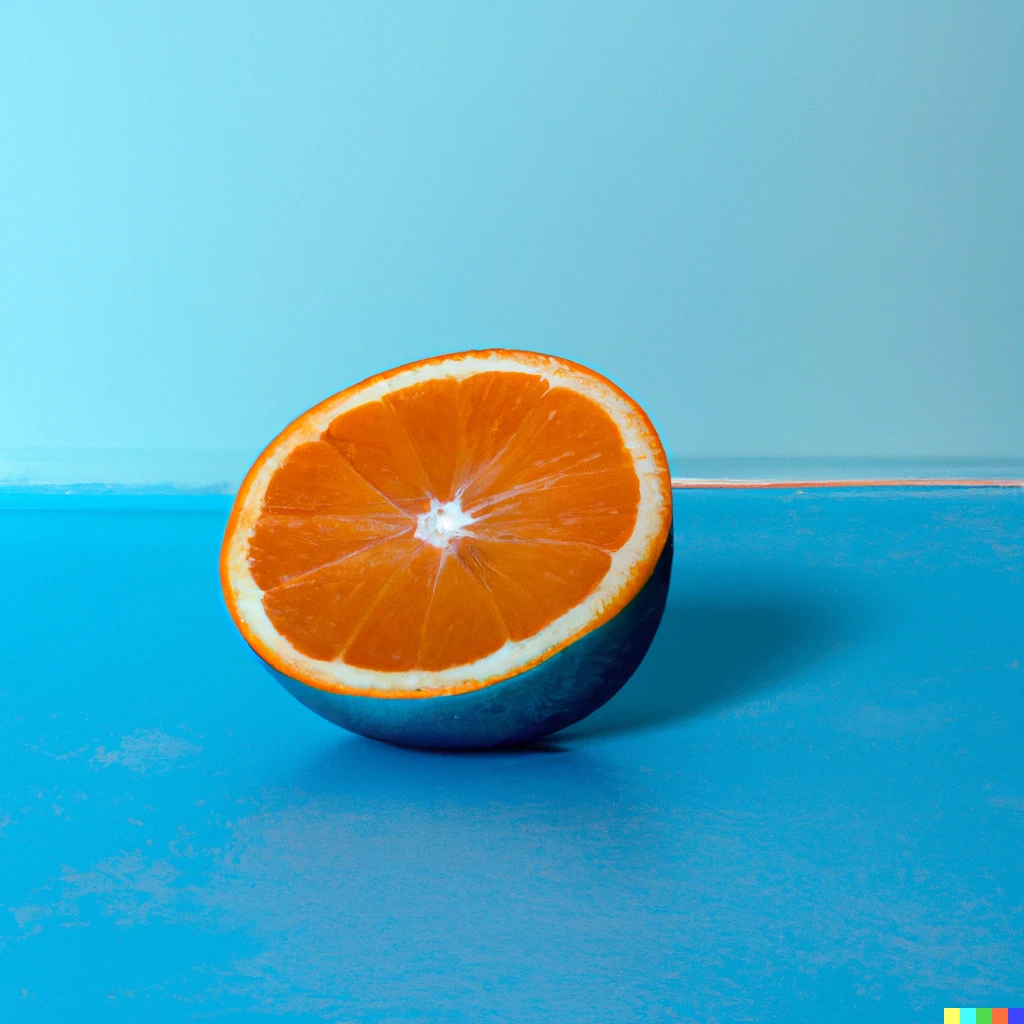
[247,371,641,671]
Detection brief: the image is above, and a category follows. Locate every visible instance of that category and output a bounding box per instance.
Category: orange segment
[262,536,422,662]
[383,377,462,501]
[459,386,632,509]
[343,541,444,671]
[323,401,434,514]
[456,537,611,643]
[248,513,410,592]
[454,371,550,494]
[417,553,509,672]
[221,350,672,696]
[467,465,639,549]
[262,440,406,517]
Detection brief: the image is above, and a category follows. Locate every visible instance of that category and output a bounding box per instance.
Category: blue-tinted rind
[264,529,673,749]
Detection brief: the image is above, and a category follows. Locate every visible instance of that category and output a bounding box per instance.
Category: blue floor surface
[1,489,1022,1022]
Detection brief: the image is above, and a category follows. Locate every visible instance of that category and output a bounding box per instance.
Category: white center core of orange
[415,498,475,549]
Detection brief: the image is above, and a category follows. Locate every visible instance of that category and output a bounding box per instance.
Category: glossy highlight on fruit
[220,350,673,748]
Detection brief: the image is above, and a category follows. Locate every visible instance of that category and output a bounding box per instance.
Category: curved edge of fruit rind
[268,527,674,748]
[220,349,673,699]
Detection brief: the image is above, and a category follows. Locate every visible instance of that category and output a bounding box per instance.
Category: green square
[977,1011,993,1024]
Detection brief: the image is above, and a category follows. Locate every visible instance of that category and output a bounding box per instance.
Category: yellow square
[946,1011,961,1024]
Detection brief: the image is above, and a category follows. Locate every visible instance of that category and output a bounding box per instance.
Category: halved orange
[221,350,672,747]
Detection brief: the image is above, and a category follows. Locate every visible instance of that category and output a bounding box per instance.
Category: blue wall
[2,1,1022,459]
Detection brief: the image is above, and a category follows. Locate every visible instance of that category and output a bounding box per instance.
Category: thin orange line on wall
[670,478,1024,490]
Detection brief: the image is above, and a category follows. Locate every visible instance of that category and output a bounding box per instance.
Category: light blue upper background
[2,1,1022,460]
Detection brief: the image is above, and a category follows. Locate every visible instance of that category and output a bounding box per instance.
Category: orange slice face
[221,350,672,697]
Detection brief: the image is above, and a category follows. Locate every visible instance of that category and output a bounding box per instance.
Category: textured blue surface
[1,489,1022,1021]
